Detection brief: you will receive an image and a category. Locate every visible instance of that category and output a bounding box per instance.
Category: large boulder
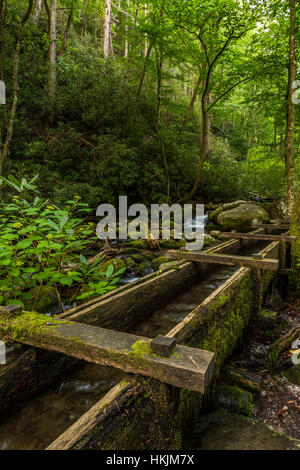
[217,203,270,231]
[209,201,247,224]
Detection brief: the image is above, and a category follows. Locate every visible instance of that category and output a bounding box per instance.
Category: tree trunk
[136,43,153,101]
[0,0,6,161]
[183,87,211,201]
[0,0,33,175]
[155,49,170,201]
[103,0,111,58]
[178,71,202,137]
[284,0,296,215]
[33,0,42,25]
[0,0,6,81]
[43,0,50,32]
[58,7,73,57]
[48,0,56,107]
[290,186,300,295]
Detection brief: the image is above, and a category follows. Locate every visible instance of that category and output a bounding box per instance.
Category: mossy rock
[217,203,270,231]
[203,234,216,247]
[131,254,145,263]
[283,364,300,385]
[138,261,152,275]
[128,240,148,249]
[159,239,185,249]
[124,257,136,269]
[98,258,126,274]
[193,410,300,450]
[121,247,141,254]
[144,253,156,261]
[23,286,58,314]
[222,367,261,395]
[211,384,254,417]
[151,256,169,271]
[209,201,247,224]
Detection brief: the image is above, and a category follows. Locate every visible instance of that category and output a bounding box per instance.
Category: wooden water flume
[165,250,280,270]
[0,307,214,393]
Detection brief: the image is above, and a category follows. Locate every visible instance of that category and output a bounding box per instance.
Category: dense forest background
[0,0,299,207]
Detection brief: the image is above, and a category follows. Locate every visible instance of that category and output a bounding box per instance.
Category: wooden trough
[0,229,266,421]
[47,233,285,450]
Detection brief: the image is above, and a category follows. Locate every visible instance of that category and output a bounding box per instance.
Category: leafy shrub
[0,175,125,312]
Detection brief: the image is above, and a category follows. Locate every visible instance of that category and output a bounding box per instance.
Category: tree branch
[206,77,251,113]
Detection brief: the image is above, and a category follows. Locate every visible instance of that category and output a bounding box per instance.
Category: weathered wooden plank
[252,223,290,230]
[165,250,279,270]
[221,232,296,243]
[0,311,214,393]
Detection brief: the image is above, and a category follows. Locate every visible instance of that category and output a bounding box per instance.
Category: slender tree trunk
[284,0,296,215]
[136,42,153,101]
[0,0,6,160]
[178,71,202,137]
[48,0,56,107]
[33,0,42,25]
[155,49,170,201]
[0,0,33,175]
[43,0,50,32]
[274,121,277,152]
[183,84,211,201]
[81,0,88,37]
[58,7,73,57]
[103,0,111,58]
[143,3,148,57]
[0,0,6,81]
[124,23,129,58]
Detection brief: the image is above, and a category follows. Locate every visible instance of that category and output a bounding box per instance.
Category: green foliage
[0,176,125,312]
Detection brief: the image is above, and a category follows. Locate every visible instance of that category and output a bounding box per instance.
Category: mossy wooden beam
[0,310,214,393]
[221,232,296,243]
[252,223,290,230]
[165,250,279,271]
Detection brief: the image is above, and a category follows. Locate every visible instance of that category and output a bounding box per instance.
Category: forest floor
[231,298,300,441]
